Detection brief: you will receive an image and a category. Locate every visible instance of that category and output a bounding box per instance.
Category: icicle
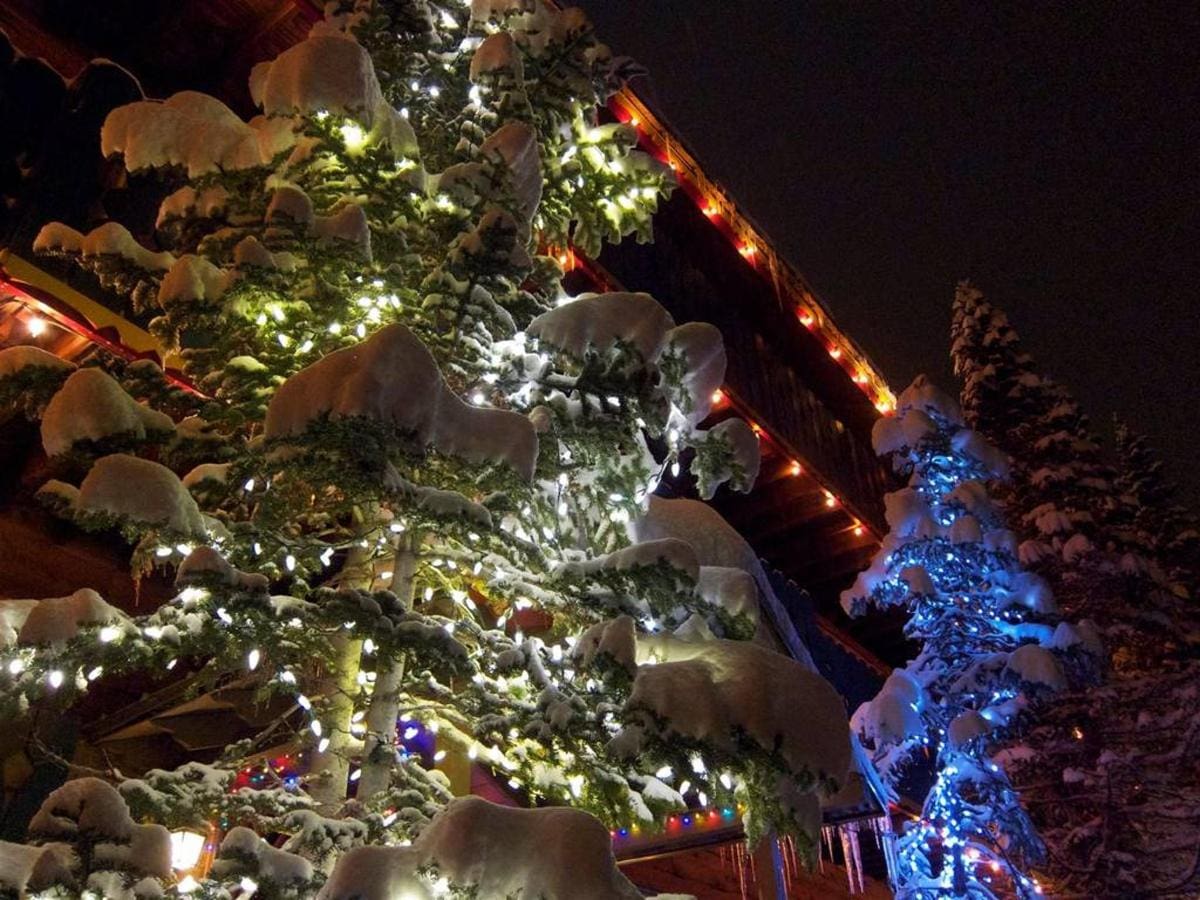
[848,823,865,894]
[839,826,856,895]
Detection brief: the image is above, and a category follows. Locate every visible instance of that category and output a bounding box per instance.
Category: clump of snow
[1061,532,1093,563]
[701,418,760,496]
[35,222,176,271]
[479,121,542,225]
[883,488,937,538]
[76,454,207,537]
[312,204,371,258]
[175,547,269,592]
[0,346,74,380]
[251,33,417,155]
[950,428,1009,477]
[580,616,851,791]
[662,322,726,425]
[470,32,523,81]
[265,324,537,479]
[872,408,935,455]
[32,222,84,254]
[266,183,314,224]
[852,669,925,748]
[233,235,298,271]
[41,369,174,457]
[318,796,643,900]
[1031,503,1073,535]
[0,842,76,896]
[155,184,230,227]
[0,588,127,648]
[1050,619,1104,657]
[895,375,963,425]
[29,779,171,882]
[102,91,294,177]
[996,570,1057,615]
[529,292,674,362]
[947,710,991,748]
[213,826,313,887]
[696,566,759,625]
[557,537,699,583]
[158,255,231,306]
[181,462,230,489]
[1005,644,1066,690]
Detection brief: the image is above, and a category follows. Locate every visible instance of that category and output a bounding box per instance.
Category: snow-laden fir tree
[842,376,1101,899]
[951,283,1200,895]
[0,2,853,897]
[1112,417,1199,586]
[950,281,1193,664]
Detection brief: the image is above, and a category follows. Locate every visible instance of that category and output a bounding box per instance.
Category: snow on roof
[40,368,175,457]
[265,324,537,480]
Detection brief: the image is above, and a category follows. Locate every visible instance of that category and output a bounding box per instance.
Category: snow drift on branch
[101,91,295,176]
[41,368,174,457]
[317,796,643,900]
[265,323,538,480]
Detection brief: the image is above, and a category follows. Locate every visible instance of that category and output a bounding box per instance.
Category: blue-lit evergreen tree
[843,376,1099,898]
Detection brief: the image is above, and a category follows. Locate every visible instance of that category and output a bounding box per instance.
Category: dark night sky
[575,1,1200,503]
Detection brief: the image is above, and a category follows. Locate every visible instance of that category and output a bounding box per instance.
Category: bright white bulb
[98,626,120,643]
[339,121,366,149]
[7,658,23,675]
[247,649,260,671]
[26,316,47,336]
[317,737,330,753]
[311,720,323,737]
[47,670,64,689]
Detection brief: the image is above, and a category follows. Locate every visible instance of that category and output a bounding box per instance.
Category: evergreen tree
[843,376,1096,899]
[0,2,852,896]
[1113,417,1200,585]
[951,282,1200,895]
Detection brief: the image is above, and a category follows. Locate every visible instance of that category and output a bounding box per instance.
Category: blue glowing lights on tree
[843,376,1100,898]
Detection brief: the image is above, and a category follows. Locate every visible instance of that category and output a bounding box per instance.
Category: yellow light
[788,460,802,477]
[170,830,206,871]
[798,310,814,327]
[828,346,842,360]
[739,243,756,258]
[629,115,640,126]
[702,203,718,217]
[26,316,46,336]
[710,388,725,405]
[853,523,864,536]
[339,121,366,151]
[824,491,837,508]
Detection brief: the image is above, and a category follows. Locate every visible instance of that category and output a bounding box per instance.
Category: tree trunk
[357,534,419,801]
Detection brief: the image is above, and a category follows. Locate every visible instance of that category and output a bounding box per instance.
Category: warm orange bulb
[629,115,640,127]
[739,244,756,257]
[798,310,814,327]
[824,491,837,508]
[854,371,868,384]
[828,346,842,360]
[710,388,726,405]
[788,460,802,477]
[702,203,718,217]
[749,421,762,435]
[853,523,864,536]
[26,316,47,337]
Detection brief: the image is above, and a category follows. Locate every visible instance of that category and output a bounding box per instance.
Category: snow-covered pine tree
[950,283,1200,895]
[842,376,1099,899]
[0,2,852,897]
[951,283,1119,560]
[1113,417,1199,586]
[949,281,1190,666]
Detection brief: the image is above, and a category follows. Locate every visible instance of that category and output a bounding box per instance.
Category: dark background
[574,1,1200,503]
